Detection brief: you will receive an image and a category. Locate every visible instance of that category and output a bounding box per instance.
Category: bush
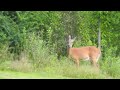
[24,33,58,69]
[101,57,120,78]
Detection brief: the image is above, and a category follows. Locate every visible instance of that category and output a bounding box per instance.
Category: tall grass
[100,57,120,78]
[100,46,120,78]
[0,44,14,71]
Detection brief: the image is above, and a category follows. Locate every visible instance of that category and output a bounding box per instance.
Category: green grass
[1,58,120,79]
[0,58,118,79]
[0,70,71,79]
[0,61,111,79]
[0,65,112,79]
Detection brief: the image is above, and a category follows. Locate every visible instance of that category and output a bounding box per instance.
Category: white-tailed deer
[67,35,101,68]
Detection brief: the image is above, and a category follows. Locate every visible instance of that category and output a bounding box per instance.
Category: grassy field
[1,57,120,79]
[0,60,113,79]
[0,67,113,79]
[0,70,71,79]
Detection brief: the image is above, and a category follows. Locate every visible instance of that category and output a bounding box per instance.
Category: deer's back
[69,46,101,61]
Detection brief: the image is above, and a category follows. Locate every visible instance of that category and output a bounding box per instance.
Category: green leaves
[0,11,120,59]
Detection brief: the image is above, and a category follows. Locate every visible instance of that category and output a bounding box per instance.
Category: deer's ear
[71,37,76,42]
[73,37,76,41]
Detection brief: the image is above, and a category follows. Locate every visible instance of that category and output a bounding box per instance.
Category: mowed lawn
[0,70,70,79]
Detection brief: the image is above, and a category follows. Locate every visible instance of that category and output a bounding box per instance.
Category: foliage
[0,11,120,78]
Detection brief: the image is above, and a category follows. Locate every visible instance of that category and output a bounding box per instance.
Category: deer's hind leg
[90,58,98,68]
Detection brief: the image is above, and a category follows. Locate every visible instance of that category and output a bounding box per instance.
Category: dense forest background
[0,11,120,78]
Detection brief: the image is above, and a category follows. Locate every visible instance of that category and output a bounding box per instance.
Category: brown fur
[68,46,101,67]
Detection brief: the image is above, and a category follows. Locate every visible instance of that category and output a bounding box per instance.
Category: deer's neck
[67,46,71,57]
